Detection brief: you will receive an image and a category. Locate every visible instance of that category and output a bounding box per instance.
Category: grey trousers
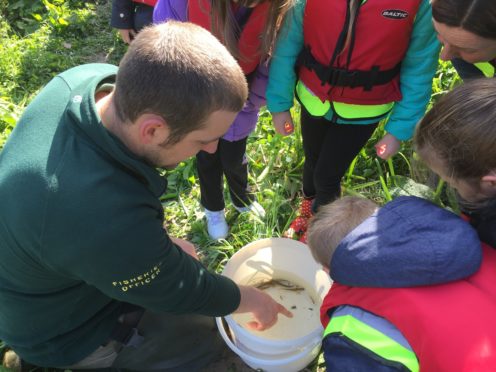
[64,310,225,371]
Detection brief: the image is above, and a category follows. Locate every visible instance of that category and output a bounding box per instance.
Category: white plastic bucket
[216,316,322,372]
[216,238,332,371]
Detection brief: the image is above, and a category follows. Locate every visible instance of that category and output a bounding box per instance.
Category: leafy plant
[1,0,91,35]
[0,98,21,150]
[1,0,46,34]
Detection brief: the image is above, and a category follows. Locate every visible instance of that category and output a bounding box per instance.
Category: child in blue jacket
[307,195,489,371]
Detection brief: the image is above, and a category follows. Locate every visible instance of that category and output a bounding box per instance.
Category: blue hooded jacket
[323,196,484,371]
[330,196,482,287]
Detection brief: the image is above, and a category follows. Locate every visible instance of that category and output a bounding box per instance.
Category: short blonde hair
[307,196,377,268]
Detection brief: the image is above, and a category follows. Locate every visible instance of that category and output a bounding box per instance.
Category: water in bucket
[231,270,321,341]
[217,239,330,371]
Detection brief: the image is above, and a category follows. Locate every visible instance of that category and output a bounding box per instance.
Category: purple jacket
[153,0,267,142]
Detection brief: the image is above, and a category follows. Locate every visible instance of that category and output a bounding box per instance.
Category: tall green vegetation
[0,0,126,148]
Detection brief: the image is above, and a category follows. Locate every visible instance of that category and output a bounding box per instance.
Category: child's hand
[118,29,136,44]
[272,111,294,136]
[236,285,293,331]
[375,133,401,160]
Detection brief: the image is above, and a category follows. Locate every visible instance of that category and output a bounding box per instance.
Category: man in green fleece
[0,21,291,370]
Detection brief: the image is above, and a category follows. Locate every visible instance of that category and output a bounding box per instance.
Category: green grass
[0,0,126,146]
[0,1,460,371]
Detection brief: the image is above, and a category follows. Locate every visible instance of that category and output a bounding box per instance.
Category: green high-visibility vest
[296,80,394,120]
[474,62,495,78]
[324,315,420,371]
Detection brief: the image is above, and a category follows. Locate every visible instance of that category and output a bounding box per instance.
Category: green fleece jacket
[0,64,240,366]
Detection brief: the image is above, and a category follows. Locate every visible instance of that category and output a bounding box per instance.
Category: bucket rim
[224,314,323,348]
[215,316,321,365]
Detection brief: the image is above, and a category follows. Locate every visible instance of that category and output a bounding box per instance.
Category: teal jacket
[266,0,440,140]
[0,64,240,366]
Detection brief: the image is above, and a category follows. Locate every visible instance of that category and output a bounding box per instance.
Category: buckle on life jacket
[325,68,359,88]
[298,46,401,91]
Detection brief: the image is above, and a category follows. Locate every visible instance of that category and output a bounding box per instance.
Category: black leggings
[301,107,378,211]
[196,137,252,211]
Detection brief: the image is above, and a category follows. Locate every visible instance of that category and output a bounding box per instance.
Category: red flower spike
[300,198,314,218]
[283,198,315,242]
[289,216,308,234]
[299,231,308,244]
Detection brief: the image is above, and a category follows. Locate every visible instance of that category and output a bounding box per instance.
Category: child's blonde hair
[307,196,378,268]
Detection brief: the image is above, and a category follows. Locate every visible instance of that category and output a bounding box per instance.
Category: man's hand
[272,111,294,136]
[118,29,136,44]
[171,237,199,260]
[235,285,293,331]
[375,133,401,160]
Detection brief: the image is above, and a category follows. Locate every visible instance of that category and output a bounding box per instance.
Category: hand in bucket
[235,285,293,331]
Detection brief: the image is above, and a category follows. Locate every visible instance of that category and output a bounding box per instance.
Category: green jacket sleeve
[41,176,240,317]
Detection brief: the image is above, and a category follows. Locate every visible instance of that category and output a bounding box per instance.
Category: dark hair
[415,78,496,180]
[113,21,248,145]
[432,0,496,39]
[209,0,295,61]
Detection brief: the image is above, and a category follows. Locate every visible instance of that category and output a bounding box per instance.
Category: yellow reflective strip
[474,62,495,78]
[296,80,393,119]
[333,101,393,119]
[325,315,419,372]
[296,80,330,116]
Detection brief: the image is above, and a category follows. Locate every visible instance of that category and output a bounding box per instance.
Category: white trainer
[234,201,266,218]
[204,209,229,240]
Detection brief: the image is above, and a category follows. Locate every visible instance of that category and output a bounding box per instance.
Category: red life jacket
[132,0,157,6]
[188,0,269,75]
[321,244,496,371]
[299,0,422,105]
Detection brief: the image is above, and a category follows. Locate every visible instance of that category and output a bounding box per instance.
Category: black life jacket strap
[297,46,401,91]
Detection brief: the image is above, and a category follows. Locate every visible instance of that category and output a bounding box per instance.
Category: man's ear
[481,170,496,196]
[137,114,169,145]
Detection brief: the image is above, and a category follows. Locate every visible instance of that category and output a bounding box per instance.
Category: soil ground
[201,348,254,372]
